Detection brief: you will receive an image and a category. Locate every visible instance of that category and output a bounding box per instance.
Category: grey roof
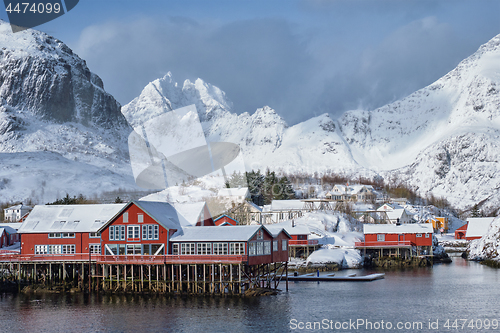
[18,204,126,234]
[133,201,189,230]
[4,204,32,211]
[261,224,292,238]
[364,223,433,234]
[0,224,19,234]
[170,225,268,242]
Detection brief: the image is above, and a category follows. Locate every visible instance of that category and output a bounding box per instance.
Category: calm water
[1,258,499,332]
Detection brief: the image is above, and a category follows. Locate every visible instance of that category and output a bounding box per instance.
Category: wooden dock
[286,273,385,282]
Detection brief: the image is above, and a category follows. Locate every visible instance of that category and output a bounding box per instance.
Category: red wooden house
[18,204,126,257]
[455,223,467,239]
[169,225,290,265]
[356,223,434,258]
[214,215,239,226]
[98,201,188,256]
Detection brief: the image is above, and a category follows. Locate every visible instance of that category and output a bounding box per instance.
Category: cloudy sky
[2,0,500,124]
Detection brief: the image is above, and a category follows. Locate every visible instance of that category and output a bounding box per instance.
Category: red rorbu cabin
[17,204,126,258]
[356,223,434,258]
[169,225,290,265]
[455,223,468,240]
[98,201,188,257]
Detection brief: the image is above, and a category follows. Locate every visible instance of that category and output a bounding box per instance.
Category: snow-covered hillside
[0,20,137,202]
[124,33,500,212]
[468,216,500,262]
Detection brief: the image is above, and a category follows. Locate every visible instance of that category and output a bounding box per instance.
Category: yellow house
[426,217,448,232]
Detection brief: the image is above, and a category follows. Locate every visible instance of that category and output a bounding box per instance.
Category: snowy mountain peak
[251,106,287,128]
[0,20,127,129]
[122,72,233,128]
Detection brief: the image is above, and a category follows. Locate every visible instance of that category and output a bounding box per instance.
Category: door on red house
[398,234,404,244]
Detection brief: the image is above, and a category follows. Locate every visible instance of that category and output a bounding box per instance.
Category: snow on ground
[282,211,364,268]
[306,248,362,269]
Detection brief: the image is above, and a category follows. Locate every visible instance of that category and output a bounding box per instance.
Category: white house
[3,204,32,222]
[376,203,413,224]
[217,187,251,204]
[171,202,214,226]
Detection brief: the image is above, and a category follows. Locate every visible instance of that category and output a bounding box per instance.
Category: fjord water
[1,258,499,332]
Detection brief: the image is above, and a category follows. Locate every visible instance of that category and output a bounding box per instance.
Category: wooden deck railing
[289,239,319,246]
[355,240,413,248]
[0,253,247,264]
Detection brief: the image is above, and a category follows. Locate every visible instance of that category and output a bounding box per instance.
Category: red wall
[271,231,290,263]
[247,228,274,265]
[101,203,176,254]
[365,232,432,247]
[21,232,94,255]
[214,216,238,226]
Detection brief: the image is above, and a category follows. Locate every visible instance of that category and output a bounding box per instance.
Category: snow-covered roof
[270,220,310,235]
[132,201,189,230]
[364,223,433,234]
[270,200,304,211]
[245,201,262,212]
[19,204,126,234]
[170,225,266,242]
[377,203,403,211]
[4,204,32,211]
[0,224,18,234]
[0,223,21,232]
[217,187,249,197]
[466,217,495,238]
[171,202,209,227]
[385,209,407,220]
[263,224,292,238]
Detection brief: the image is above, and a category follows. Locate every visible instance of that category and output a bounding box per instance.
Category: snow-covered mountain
[123,33,500,212]
[0,20,138,202]
[1,20,499,213]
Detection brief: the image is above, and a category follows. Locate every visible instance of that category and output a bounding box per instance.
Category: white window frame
[89,232,100,238]
[273,240,278,252]
[197,243,212,255]
[229,242,245,255]
[249,242,256,256]
[127,225,140,240]
[138,214,144,223]
[89,244,101,254]
[213,242,228,255]
[172,243,179,255]
[282,240,287,251]
[123,212,129,223]
[377,234,385,242]
[181,243,196,255]
[416,233,422,238]
[256,241,264,255]
[264,241,271,255]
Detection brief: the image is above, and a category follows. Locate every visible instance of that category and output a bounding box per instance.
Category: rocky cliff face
[0,20,127,128]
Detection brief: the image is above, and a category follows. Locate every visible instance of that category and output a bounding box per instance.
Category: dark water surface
[1,258,499,332]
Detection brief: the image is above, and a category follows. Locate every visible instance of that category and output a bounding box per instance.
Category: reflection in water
[0,259,499,332]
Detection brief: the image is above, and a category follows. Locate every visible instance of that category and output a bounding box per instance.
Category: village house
[3,204,32,222]
[455,223,467,239]
[226,201,263,225]
[267,221,319,258]
[426,217,449,232]
[356,223,434,258]
[170,225,290,265]
[18,203,126,257]
[325,185,379,202]
[464,217,495,240]
[214,214,239,226]
[217,187,251,204]
[376,203,413,224]
[0,223,20,247]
